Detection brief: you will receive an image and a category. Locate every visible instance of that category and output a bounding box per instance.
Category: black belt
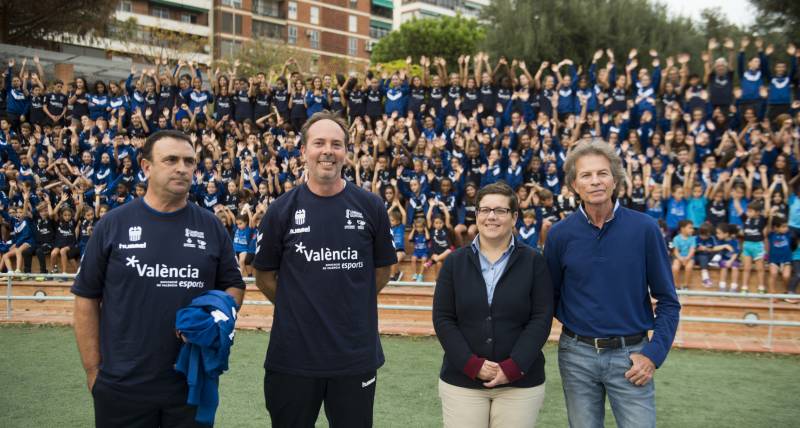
[562,327,646,350]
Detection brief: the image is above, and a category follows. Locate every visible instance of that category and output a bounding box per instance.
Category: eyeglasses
[477,207,512,217]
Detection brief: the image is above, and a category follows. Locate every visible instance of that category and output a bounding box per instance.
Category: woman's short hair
[475,182,518,213]
[563,138,626,194]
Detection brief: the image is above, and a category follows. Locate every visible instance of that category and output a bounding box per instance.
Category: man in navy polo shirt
[545,139,680,428]
[253,110,397,428]
[72,130,245,427]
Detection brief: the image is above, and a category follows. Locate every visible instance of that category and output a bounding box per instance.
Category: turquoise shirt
[789,194,800,229]
[671,234,696,257]
[687,197,707,227]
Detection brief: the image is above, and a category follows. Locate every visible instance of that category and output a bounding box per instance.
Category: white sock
[701,270,710,281]
[719,281,726,289]
[731,283,739,289]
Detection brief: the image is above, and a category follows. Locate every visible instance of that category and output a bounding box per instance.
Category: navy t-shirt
[71,198,244,402]
[253,181,397,376]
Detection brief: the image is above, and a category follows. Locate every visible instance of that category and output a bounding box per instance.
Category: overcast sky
[660,0,757,27]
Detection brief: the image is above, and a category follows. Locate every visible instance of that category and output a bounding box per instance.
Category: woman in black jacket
[433,182,553,428]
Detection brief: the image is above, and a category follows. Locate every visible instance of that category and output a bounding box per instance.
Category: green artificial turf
[1,325,797,427]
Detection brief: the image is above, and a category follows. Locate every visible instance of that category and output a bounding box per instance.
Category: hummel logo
[361,377,376,388]
[294,242,306,253]
[125,256,139,267]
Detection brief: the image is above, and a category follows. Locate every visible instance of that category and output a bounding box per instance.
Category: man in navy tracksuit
[760,46,796,123]
[5,59,29,131]
[738,37,765,118]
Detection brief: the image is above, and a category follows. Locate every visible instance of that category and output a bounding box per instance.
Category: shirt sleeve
[252,200,284,272]
[544,224,563,316]
[641,221,682,368]
[432,254,479,374]
[507,251,554,376]
[70,217,110,299]
[214,221,245,291]
[372,196,398,268]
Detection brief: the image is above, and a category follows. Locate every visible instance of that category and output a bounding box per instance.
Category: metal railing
[2,273,799,350]
[672,289,800,349]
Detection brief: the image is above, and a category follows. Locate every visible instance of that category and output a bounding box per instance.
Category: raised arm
[663,164,675,198]
[474,53,483,85]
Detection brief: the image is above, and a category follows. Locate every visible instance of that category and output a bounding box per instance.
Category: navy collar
[578,200,620,225]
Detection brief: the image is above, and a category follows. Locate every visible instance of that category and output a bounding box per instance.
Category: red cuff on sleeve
[499,358,524,383]
[463,355,486,380]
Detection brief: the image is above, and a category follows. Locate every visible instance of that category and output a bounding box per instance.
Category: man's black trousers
[264,369,377,428]
[92,381,208,428]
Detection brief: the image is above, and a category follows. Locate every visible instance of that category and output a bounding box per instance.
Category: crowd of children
[1,38,800,299]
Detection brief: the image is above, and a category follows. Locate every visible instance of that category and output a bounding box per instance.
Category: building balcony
[252,0,286,19]
[115,10,210,37]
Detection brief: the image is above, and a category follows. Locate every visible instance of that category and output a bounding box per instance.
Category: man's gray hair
[564,138,626,194]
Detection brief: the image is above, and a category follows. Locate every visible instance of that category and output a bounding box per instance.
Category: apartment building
[214,0,396,70]
[394,0,488,27]
[49,0,485,70]
[53,0,213,64]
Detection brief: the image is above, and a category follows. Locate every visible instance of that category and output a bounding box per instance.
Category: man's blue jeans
[558,332,656,428]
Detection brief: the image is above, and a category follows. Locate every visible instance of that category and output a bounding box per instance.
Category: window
[220,40,241,58]
[117,1,132,13]
[151,6,170,19]
[310,6,319,25]
[309,30,319,49]
[349,15,357,33]
[253,21,284,40]
[181,13,197,24]
[253,0,281,18]
[348,37,358,56]
[350,0,359,8]
[288,1,297,20]
[222,0,243,9]
[287,25,297,44]
[369,25,389,39]
[221,12,243,35]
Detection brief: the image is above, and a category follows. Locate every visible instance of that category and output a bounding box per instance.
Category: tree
[749,0,800,44]
[222,39,313,78]
[698,7,746,43]
[481,0,706,67]
[0,0,116,45]
[371,15,485,67]
[106,18,209,64]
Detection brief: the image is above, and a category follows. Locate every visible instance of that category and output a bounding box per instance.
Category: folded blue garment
[175,290,238,426]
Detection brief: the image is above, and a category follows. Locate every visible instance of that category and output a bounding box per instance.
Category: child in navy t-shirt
[712,223,740,291]
[409,218,430,282]
[388,210,406,282]
[518,210,539,250]
[694,222,716,288]
[426,201,453,269]
[767,218,792,294]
